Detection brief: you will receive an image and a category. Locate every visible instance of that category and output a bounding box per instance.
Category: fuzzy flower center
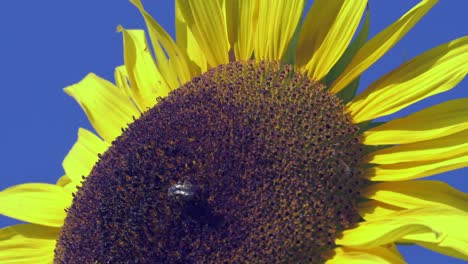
[55,61,366,263]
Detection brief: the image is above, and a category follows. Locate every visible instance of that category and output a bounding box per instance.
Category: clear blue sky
[0,1,466,263]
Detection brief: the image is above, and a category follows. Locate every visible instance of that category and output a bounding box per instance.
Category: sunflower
[1,0,467,263]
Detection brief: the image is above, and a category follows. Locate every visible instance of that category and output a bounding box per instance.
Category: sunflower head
[1,0,467,263]
[55,61,366,263]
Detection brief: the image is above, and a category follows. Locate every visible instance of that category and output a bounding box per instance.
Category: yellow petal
[255,0,304,61]
[55,175,79,193]
[176,0,229,68]
[366,129,468,165]
[62,128,109,187]
[119,27,171,110]
[330,0,438,94]
[338,221,432,249]
[55,175,71,187]
[0,224,58,263]
[358,200,403,221]
[224,0,258,60]
[64,73,140,143]
[296,0,367,81]
[130,0,193,87]
[175,1,207,74]
[363,98,468,145]
[347,36,468,123]
[368,155,468,181]
[364,180,468,212]
[326,245,405,264]
[338,206,468,260]
[114,65,133,100]
[0,184,72,227]
[382,243,405,262]
[399,207,468,260]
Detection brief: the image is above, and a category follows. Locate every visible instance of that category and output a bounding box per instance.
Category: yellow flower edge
[1,0,467,263]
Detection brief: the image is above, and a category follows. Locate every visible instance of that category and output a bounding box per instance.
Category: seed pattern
[55,61,366,263]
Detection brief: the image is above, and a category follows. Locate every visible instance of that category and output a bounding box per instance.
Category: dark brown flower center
[55,61,366,263]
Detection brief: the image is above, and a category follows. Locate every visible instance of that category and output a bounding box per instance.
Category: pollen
[55,61,366,263]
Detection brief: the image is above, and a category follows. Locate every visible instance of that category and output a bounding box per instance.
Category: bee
[168,181,201,203]
[168,181,220,225]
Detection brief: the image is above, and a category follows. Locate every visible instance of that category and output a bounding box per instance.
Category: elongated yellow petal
[323,7,370,102]
[176,0,229,68]
[367,129,468,164]
[363,98,468,145]
[398,207,468,260]
[130,0,193,87]
[337,206,468,260]
[358,200,403,221]
[62,128,109,187]
[330,0,438,93]
[255,0,304,61]
[175,1,207,74]
[350,205,468,259]
[64,73,140,143]
[119,27,171,110]
[296,0,367,81]
[347,36,468,123]
[368,154,468,181]
[0,224,58,263]
[326,246,405,264]
[382,243,405,262]
[338,223,431,249]
[364,181,468,212]
[0,184,72,227]
[225,0,258,60]
[114,65,134,101]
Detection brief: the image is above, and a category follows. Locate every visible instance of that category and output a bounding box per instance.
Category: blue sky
[0,1,466,263]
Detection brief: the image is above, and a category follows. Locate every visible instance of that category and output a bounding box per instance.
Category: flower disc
[55,61,366,263]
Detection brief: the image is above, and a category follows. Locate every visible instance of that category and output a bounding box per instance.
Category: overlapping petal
[347,36,468,123]
[130,0,193,87]
[62,128,109,187]
[364,180,467,212]
[337,206,468,260]
[64,73,140,142]
[367,129,468,165]
[367,154,468,181]
[323,7,370,103]
[55,175,71,188]
[255,0,304,61]
[119,27,171,110]
[175,1,207,73]
[55,175,77,194]
[224,0,258,60]
[358,200,403,221]
[398,207,468,260]
[0,184,72,227]
[0,224,58,263]
[114,65,132,99]
[363,98,468,145]
[330,0,438,93]
[176,0,229,68]
[296,0,367,81]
